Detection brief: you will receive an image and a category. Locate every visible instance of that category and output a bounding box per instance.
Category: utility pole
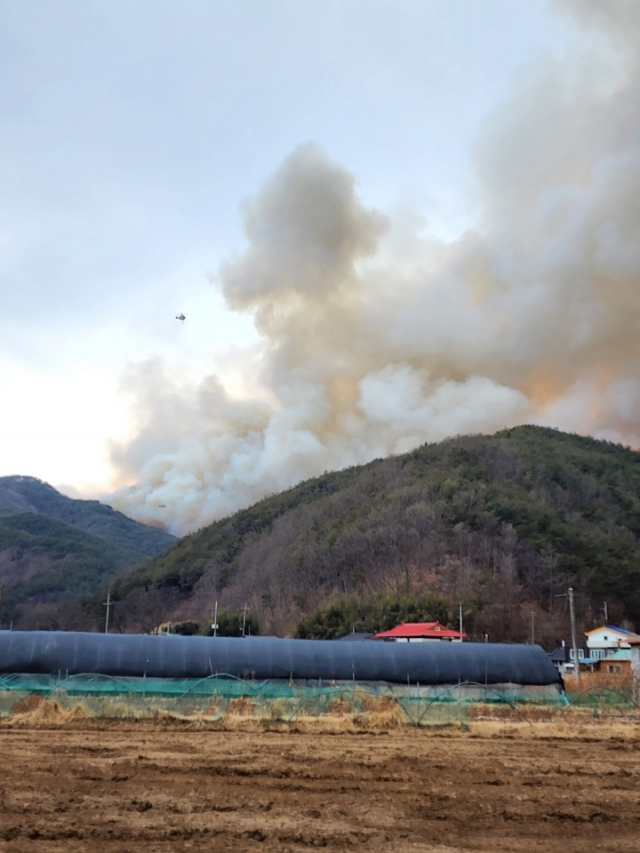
[568,587,581,685]
[458,602,463,636]
[103,590,112,634]
[211,601,218,637]
[530,611,535,645]
[602,601,608,623]
[241,603,247,638]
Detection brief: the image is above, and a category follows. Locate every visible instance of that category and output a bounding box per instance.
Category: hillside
[0,477,177,629]
[0,476,176,555]
[110,426,640,642]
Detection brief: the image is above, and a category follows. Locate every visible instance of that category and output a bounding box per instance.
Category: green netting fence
[0,672,598,726]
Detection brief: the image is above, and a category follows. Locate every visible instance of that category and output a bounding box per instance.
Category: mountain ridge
[0,476,177,629]
[0,475,176,556]
[108,425,640,642]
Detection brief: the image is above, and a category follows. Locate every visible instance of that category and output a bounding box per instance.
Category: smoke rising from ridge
[110,1,640,535]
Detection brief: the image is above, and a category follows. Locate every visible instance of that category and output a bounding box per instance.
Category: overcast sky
[0,1,576,501]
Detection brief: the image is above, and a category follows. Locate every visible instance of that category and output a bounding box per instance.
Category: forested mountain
[109,426,640,644]
[0,477,176,629]
[0,476,175,555]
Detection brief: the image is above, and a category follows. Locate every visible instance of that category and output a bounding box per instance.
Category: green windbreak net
[0,673,570,725]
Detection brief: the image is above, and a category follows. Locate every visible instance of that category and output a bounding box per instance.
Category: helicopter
[175,313,186,322]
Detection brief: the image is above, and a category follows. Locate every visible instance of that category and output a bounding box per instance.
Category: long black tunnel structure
[0,632,562,687]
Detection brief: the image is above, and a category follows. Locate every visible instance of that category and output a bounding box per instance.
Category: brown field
[1,710,639,853]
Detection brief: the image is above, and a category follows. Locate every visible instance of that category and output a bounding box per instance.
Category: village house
[596,648,632,675]
[548,640,591,675]
[629,637,640,701]
[372,621,465,643]
[549,624,640,675]
[585,624,640,659]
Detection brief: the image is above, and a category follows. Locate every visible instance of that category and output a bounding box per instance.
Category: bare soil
[1,718,639,852]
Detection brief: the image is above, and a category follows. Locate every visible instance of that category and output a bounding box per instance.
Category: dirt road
[0,720,639,852]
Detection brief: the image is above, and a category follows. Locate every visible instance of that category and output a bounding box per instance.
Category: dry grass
[11,693,48,715]
[202,699,219,717]
[226,696,256,716]
[2,697,639,739]
[2,690,639,737]
[467,716,640,739]
[326,696,351,715]
[564,670,634,695]
[3,696,86,725]
[467,702,559,722]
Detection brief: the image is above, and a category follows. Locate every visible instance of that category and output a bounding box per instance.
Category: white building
[585,625,640,660]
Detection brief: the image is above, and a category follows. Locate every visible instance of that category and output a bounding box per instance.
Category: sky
[1,1,638,535]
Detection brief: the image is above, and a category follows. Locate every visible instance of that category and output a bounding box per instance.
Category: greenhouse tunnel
[0,631,562,688]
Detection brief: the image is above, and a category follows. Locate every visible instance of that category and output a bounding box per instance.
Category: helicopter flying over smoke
[110,0,640,536]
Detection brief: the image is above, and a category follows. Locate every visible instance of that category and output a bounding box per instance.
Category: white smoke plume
[110,1,640,535]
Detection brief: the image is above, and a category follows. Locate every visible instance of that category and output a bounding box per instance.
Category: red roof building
[372,621,465,642]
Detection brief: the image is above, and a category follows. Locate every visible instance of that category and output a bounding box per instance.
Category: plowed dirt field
[0,720,639,852]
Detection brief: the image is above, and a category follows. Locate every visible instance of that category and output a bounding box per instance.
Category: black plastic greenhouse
[0,631,562,687]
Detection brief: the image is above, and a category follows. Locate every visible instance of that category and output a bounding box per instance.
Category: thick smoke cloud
[110,1,640,535]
